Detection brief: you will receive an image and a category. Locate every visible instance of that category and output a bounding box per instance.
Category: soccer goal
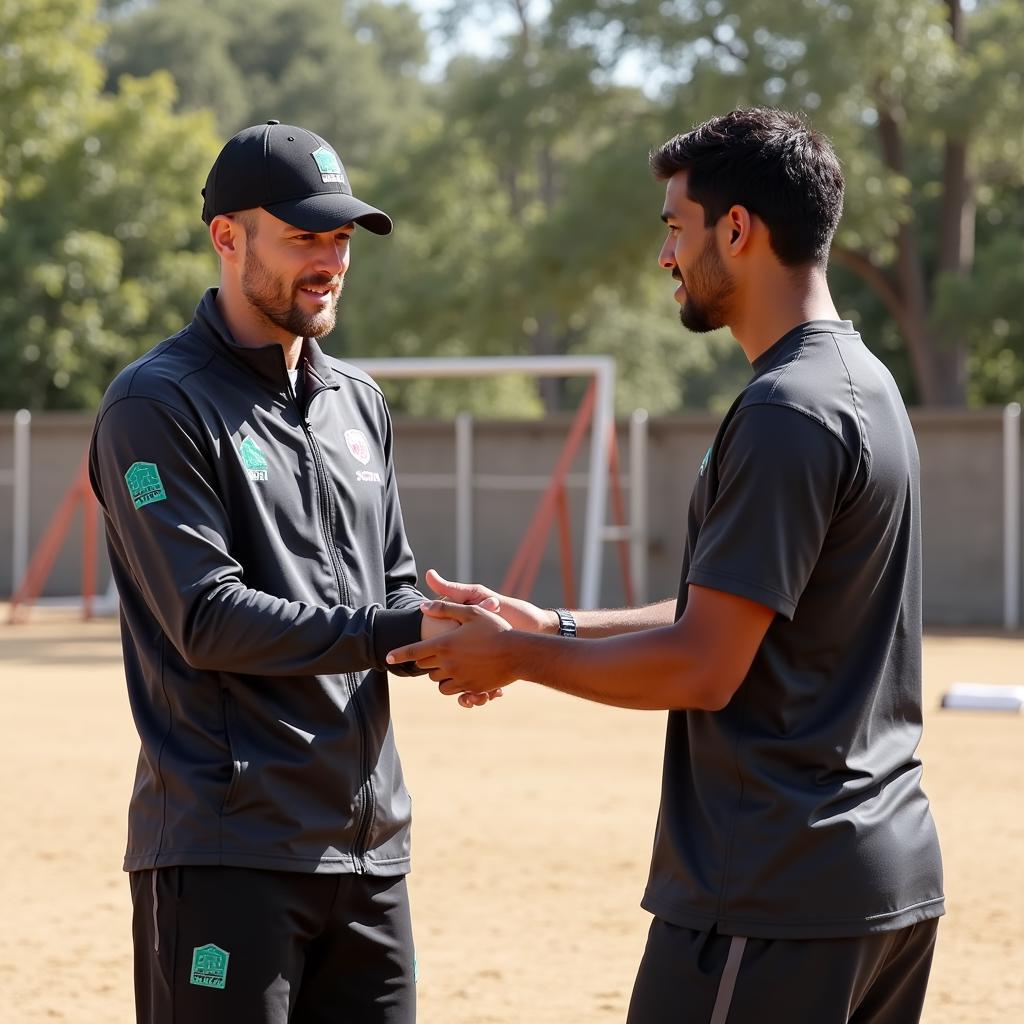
[353,355,647,610]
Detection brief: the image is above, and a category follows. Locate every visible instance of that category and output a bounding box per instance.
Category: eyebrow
[287,225,355,236]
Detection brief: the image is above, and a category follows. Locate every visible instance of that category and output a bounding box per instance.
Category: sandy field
[1,612,1022,1023]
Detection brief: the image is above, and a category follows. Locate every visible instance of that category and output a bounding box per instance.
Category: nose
[315,238,349,277]
[658,234,676,270]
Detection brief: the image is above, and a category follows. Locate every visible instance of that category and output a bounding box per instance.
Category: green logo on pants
[190,944,229,989]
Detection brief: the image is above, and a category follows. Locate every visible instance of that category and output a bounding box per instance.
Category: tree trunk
[531,312,566,412]
[931,0,972,404]
[931,137,972,403]
[873,105,953,404]
[853,1,972,405]
[503,3,571,412]
[857,86,970,406]
[533,141,567,412]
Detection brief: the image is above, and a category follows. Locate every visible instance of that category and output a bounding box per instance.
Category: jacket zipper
[299,389,376,871]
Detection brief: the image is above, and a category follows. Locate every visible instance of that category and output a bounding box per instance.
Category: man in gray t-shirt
[389,108,943,1024]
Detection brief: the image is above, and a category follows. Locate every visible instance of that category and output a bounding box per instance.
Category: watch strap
[554,608,577,638]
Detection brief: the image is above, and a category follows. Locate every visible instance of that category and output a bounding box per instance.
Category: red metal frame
[7,452,99,623]
[501,381,633,607]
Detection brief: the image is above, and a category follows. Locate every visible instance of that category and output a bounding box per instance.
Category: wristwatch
[554,608,577,638]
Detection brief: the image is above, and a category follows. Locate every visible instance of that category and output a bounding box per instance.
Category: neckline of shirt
[752,319,857,375]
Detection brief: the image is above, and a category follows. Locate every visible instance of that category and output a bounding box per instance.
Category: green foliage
[575,283,751,415]
[0,0,104,224]
[549,0,1024,404]
[375,0,1024,409]
[338,5,732,414]
[0,0,220,410]
[941,209,1024,404]
[2,0,1022,413]
[101,0,431,168]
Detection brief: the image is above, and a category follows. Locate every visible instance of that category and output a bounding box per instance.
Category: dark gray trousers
[627,917,938,1024]
[131,866,415,1024]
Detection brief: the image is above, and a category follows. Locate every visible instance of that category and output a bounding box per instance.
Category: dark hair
[650,108,844,268]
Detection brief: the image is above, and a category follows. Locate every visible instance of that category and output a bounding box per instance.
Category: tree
[340,0,742,415]
[0,0,221,410]
[91,0,803,417]
[101,0,432,169]
[15,0,1019,414]
[551,0,1024,405]
[0,0,104,225]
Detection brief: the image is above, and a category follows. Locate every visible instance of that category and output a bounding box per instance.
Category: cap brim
[263,192,393,235]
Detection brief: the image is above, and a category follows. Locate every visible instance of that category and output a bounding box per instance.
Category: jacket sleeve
[89,394,421,675]
[372,398,429,676]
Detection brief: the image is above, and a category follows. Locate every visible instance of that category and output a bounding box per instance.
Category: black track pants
[627,917,938,1024]
[130,866,416,1024]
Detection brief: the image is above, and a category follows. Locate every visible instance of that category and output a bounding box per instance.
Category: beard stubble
[241,242,341,339]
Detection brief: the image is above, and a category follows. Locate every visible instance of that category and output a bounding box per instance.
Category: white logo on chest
[344,429,372,465]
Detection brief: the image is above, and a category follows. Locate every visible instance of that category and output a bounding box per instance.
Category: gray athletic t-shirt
[642,320,944,939]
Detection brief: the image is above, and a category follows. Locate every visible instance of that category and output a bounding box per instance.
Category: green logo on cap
[311,146,344,183]
[125,462,166,509]
[190,944,229,989]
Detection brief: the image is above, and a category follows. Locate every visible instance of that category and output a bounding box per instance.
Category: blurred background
[4,0,1023,415]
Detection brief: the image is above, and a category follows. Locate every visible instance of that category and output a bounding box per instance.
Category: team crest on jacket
[344,429,371,466]
[240,436,268,481]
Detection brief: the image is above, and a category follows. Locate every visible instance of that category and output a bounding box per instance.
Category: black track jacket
[89,289,425,875]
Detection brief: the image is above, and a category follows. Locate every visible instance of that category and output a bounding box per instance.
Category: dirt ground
[1,612,1022,1023]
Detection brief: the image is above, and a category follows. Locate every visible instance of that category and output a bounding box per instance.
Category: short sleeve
[687,403,851,619]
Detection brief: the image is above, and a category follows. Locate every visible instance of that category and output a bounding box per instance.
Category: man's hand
[419,569,541,709]
[388,602,517,701]
[416,584,504,709]
[420,607,459,641]
[424,569,557,634]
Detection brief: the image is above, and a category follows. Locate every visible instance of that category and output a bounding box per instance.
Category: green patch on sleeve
[124,462,166,509]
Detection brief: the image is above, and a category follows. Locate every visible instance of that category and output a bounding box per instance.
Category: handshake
[386,568,561,709]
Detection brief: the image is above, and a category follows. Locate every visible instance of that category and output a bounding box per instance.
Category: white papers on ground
[940,683,1024,713]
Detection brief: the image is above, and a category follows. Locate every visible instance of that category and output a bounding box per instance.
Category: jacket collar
[192,288,340,394]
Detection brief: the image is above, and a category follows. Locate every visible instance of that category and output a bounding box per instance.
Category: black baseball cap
[201,121,393,235]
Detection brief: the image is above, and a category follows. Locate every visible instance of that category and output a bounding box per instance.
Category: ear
[723,205,753,256]
[209,215,244,265]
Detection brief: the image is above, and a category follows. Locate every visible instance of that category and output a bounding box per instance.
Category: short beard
[678,233,733,334]
[241,242,341,339]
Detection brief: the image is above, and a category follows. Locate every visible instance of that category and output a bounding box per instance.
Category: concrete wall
[1,408,1019,626]
[911,409,1016,625]
[0,413,107,601]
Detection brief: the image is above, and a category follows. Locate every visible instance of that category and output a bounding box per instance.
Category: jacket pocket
[219,690,243,816]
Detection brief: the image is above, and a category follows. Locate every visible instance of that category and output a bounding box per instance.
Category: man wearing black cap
[89,121,475,1023]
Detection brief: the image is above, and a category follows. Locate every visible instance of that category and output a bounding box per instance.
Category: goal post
[0,409,31,595]
[353,356,617,609]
